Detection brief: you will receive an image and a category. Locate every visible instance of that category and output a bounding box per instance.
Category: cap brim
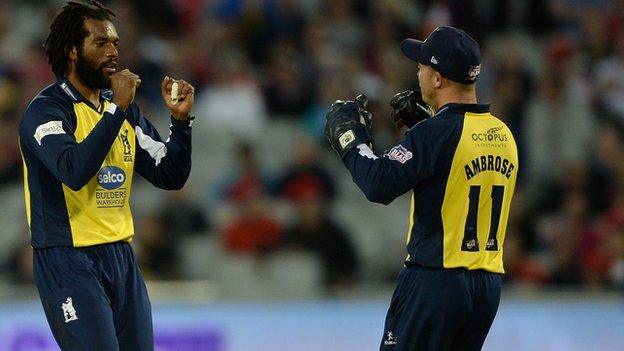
[401,38,425,64]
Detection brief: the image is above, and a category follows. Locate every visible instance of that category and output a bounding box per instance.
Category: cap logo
[430,56,438,64]
[467,64,481,81]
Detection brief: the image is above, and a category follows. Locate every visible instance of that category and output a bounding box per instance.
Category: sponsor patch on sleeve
[33,120,65,146]
[385,145,413,164]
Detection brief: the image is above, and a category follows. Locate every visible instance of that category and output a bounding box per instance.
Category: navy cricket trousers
[380,264,502,351]
[33,241,153,351]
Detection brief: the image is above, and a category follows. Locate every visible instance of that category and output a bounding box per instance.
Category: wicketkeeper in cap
[324,25,519,350]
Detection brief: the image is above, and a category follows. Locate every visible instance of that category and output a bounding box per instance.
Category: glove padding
[355,94,373,130]
[324,97,372,158]
[390,89,432,129]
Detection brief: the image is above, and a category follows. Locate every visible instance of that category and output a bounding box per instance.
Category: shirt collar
[434,103,491,117]
[55,77,112,103]
[56,77,81,102]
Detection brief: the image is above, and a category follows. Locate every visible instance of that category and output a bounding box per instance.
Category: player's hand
[110,69,141,110]
[161,76,195,121]
[324,98,372,158]
[390,89,432,129]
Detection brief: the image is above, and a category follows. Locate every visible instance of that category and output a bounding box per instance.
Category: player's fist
[110,69,141,110]
[324,99,372,158]
[161,76,195,121]
[390,89,431,129]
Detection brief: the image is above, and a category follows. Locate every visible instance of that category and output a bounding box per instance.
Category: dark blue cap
[401,26,481,85]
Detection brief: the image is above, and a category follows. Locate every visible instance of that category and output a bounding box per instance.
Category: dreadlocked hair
[44,1,116,77]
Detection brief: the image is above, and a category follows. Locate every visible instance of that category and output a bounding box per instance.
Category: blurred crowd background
[1,0,624,299]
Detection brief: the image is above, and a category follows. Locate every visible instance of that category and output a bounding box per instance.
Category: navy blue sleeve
[343,122,438,205]
[129,104,192,190]
[19,98,126,191]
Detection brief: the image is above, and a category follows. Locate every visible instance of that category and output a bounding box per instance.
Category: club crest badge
[62,297,78,323]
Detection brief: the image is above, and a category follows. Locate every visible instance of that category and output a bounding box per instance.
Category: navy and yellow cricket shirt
[19,78,192,248]
[344,103,518,273]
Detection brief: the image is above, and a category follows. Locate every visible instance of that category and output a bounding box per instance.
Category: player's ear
[68,46,77,62]
[433,71,443,89]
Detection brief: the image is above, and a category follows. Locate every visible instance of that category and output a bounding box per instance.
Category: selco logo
[97,166,126,190]
[471,126,508,142]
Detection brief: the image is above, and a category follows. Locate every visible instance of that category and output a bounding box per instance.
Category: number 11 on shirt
[462,185,504,252]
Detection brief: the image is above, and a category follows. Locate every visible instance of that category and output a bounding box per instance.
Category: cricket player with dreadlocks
[18,1,196,349]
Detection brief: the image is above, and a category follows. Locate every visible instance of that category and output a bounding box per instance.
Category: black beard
[75,51,111,89]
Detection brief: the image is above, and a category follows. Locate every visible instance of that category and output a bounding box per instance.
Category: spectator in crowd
[158,189,210,237]
[523,36,595,203]
[284,187,358,289]
[593,191,624,290]
[594,31,624,124]
[503,233,549,288]
[194,46,268,139]
[502,190,548,286]
[0,118,20,185]
[277,137,356,288]
[220,142,272,202]
[538,190,590,287]
[135,213,181,280]
[277,137,335,202]
[214,140,280,253]
[263,40,315,116]
[489,37,534,178]
[221,187,283,253]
